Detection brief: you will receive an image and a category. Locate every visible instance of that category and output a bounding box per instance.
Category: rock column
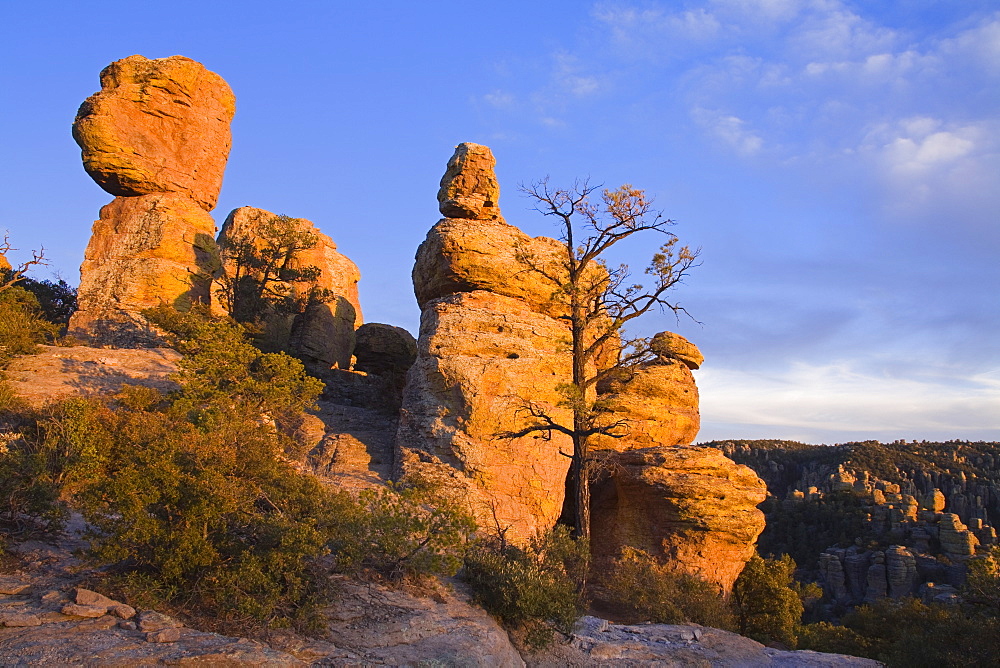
[69,55,235,344]
[397,143,574,541]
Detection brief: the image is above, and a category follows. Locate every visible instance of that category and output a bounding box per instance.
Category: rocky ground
[0,527,882,667]
[1,346,883,666]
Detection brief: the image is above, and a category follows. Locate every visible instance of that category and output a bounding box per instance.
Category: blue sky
[2,0,998,443]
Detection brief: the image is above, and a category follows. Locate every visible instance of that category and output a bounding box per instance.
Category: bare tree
[509,180,699,539]
[0,232,47,295]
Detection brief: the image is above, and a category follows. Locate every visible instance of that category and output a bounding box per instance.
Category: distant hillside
[705,439,1000,610]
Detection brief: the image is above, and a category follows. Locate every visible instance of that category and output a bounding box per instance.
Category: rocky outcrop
[69,56,234,344]
[398,144,577,541]
[593,351,701,450]
[70,194,218,342]
[590,446,767,591]
[939,513,979,557]
[72,55,235,212]
[400,143,763,588]
[397,290,573,539]
[216,206,362,369]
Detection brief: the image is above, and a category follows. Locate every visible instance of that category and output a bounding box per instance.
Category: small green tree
[61,314,336,627]
[464,525,589,649]
[215,215,332,329]
[731,553,804,648]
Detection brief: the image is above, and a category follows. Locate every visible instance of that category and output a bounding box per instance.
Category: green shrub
[807,597,1000,667]
[336,478,476,580]
[732,553,803,648]
[62,385,345,628]
[0,287,59,364]
[41,314,336,629]
[0,417,68,537]
[602,546,734,629]
[464,525,588,649]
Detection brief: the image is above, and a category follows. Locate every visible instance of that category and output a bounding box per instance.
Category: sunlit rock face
[72,55,235,212]
[398,143,573,541]
[216,206,362,370]
[590,445,767,593]
[69,193,218,344]
[399,143,765,590]
[69,56,234,344]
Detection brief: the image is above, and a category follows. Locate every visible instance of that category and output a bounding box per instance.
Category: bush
[0,414,69,537]
[40,314,337,629]
[602,547,734,629]
[336,478,476,580]
[0,287,59,364]
[804,597,1000,667]
[732,553,803,648]
[464,526,588,649]
[61,383,345,628]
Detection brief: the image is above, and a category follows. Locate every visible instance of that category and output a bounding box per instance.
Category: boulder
[415,143,605,318]
[72,55,235,212]
[216,206,362,369]
[353,323,417,377]
[68,193,218,344]
[650,331,703,370]
[396,290,573,541]
[592,357,700,450]
[589,445,767,592]
[436,142,501,220]
[413,216,571,316]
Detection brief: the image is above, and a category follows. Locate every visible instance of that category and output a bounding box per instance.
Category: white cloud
[697,361,1000,442]
[483,90,515,108]
[693,108,764,155]
[940,13,1000,75]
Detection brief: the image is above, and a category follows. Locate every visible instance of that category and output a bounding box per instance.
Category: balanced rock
[436,142,500,220]
[590,445,767,592]
[396,290,572,540]
[69,193,217,343]
[415,142,605,318]
[216,206,362,369]
[73,55,235,212]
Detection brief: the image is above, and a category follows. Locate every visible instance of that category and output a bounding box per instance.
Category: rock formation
[215,206,362,369]
[399,142,765,590]
[69,56,235,343]
[399,143,580,539]
[590,446,767,591]
[72,55,235,212]
[592,339,701,450]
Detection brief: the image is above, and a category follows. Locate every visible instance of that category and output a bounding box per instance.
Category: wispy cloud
[692,108,764,155]
[697,362,1000,442]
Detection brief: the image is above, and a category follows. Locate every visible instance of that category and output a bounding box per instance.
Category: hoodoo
[69,55,235,343]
